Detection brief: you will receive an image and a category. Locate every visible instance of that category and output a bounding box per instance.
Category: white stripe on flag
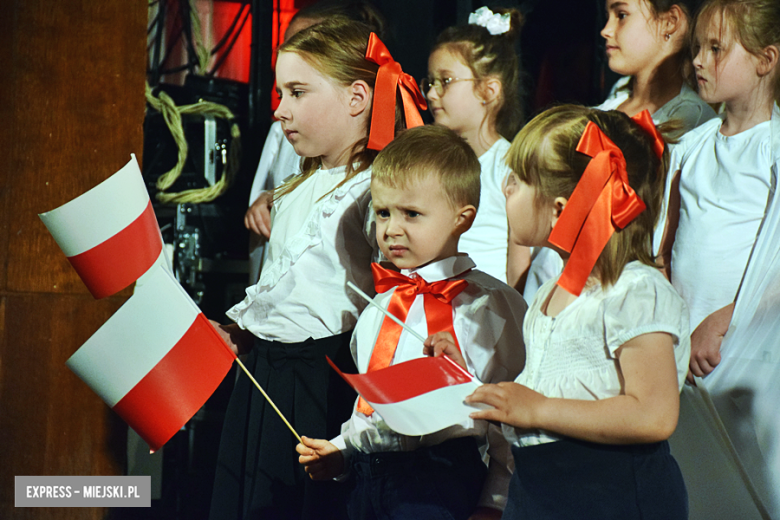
[370,381,489,436]
[66,265,200,407]
[39,154,149,256]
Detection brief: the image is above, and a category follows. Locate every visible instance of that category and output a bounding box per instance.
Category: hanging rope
[145,81,241,204]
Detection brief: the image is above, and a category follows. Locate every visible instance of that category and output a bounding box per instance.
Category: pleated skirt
[209,332,357,520]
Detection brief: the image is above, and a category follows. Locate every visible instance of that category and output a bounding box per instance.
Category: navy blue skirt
[209,332,357,520]
[502,438,688,520]
[347,436,487,520]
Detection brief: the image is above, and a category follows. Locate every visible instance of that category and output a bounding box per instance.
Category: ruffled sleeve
[603,265,691,388]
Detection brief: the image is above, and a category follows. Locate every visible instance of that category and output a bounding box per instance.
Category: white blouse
[228,166,376,342]
[459,138,512,283]
[332,255,528,510]
[505,262,690,447]
[671,116,774,330]
[247,122,302,284]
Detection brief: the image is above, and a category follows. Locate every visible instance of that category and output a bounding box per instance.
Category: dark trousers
[209,332,357,520]
[502,438,688,520]
[347,436,487,520]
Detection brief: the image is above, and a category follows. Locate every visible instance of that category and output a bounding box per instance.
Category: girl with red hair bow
[468,105,691,520]
[209,18,424,520]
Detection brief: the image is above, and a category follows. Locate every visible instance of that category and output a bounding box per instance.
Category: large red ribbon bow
[356,263,468,415]
[547,121,647,296]
[364,33,427,151]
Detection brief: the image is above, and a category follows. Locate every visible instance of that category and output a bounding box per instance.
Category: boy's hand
[296,436,345,480]
[687,302,734,384]
[465,382,546,430]
[423,332,467,370]
[245,190,273,238]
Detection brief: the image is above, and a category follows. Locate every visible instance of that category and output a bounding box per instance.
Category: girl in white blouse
[209,19,425,520]
[466,105,691,519]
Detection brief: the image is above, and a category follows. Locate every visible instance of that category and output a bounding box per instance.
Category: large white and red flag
[39,154,165,299]
[328,355,489,436]
[66,265,236,452]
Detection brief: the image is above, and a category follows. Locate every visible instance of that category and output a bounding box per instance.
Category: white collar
[400,254,475,283]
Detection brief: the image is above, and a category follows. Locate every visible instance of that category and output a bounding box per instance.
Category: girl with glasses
[422,6,528,288]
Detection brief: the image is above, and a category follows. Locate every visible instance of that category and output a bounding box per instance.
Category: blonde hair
[506,105,673,287]
[274,17,404,199]
[694,0,780,102]
[372,125,481,210]
[432,7,525,140]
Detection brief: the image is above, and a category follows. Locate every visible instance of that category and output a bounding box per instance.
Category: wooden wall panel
[5,2,147,295]
[0,0,148,518]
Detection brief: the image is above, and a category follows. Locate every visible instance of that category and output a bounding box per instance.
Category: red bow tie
[356,263,468,415]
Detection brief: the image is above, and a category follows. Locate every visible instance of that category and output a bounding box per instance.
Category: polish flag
[328,355,489,436]
[67,265,236,452]
[39,154,165,299]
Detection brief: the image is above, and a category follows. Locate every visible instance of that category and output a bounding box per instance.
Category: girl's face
[425,48,486,137]
[601,0,664,76]
[693,19,762,105]
[274,51,360,169]
[504,173,554,247]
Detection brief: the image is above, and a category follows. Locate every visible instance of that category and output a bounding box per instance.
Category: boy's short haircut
[371,125,481,210]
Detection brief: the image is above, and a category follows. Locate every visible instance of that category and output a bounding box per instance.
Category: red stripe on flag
[112,313,236,452]
[327,355,472,405]
[68,201,162,299]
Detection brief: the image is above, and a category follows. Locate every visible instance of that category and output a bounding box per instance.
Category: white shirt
[332,255,528,510]
[247,122,302,285]
[506,262,690,447]
[460,138,512,283]
[228,166,376,342]
[671,116,774,329]
[523,82,717,302]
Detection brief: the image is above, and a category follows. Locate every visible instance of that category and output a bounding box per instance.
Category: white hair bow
[468,6,511,36]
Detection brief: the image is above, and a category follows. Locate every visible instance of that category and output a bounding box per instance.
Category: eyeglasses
[419,77,478,97]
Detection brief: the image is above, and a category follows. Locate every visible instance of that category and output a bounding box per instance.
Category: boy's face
[371,175,472,270]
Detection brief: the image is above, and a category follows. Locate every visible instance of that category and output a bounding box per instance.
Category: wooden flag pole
[346,281,427,344]
[234,357,301,442]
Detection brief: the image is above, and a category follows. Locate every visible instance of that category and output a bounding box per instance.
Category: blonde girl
[245,2,387,284]
[422,6,529,287]
[660,0,780,517]
[209,18,423,520]
[468,106,691,519]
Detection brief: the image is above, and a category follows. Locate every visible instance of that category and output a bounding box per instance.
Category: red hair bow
[547,121,646,296]
[631,109,665,159]
[365,33,427,151]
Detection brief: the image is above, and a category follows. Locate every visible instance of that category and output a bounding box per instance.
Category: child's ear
[549,196,568,230]
[660,5,686,43]
[757,45,780,77]
[454,204,477,234]
[348,80,371,116]
[481,78,502,106]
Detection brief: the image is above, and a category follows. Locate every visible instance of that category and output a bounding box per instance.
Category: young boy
[296,125,528,520]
